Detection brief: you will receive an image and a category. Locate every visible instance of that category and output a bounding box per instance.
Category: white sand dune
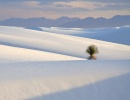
[0,26,130,60]
[0,26,130,100]
[39,26,130,45]
[0,60,130,100]
[0,44,83,63]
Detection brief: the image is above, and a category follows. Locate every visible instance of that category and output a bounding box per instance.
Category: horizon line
[1,14,130,21]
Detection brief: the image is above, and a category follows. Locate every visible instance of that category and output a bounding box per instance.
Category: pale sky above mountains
[0,0,130,20]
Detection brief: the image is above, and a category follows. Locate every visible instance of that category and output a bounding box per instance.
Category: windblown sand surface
[0,26,130,100]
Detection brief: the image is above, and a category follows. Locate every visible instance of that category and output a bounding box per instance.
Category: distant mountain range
[0,15,130,28]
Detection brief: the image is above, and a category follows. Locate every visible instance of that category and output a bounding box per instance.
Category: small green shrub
[86,44,99,60]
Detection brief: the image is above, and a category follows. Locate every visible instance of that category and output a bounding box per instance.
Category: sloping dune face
[0,26,130,60]
[0,26,130,100]
[40,26,130,45]
[0,44,83,63]
[0,60,130,100]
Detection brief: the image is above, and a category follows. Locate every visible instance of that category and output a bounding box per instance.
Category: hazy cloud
[0,0,130,20]
[97,3,130,10]
[0,0,76,3]
[82,0,130,3]
[0,0,129,3]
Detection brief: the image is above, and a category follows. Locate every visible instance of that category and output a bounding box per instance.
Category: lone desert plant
[86,44,99,60]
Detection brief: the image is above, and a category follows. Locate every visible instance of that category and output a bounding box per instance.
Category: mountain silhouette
[0,15,130,28]
[0,16,80,27]
[60,15,130,28]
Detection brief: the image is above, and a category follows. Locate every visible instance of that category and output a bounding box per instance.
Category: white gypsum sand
[0,26,130,60]
[39,26,130,45]
[0,44,82,63]
[0,26,130,100]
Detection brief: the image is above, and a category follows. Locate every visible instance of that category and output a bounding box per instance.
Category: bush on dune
[86,44,99,60]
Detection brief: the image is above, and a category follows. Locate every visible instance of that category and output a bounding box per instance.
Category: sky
[0,0,130,20]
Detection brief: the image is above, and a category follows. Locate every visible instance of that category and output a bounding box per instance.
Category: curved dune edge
[0,26,130,100]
